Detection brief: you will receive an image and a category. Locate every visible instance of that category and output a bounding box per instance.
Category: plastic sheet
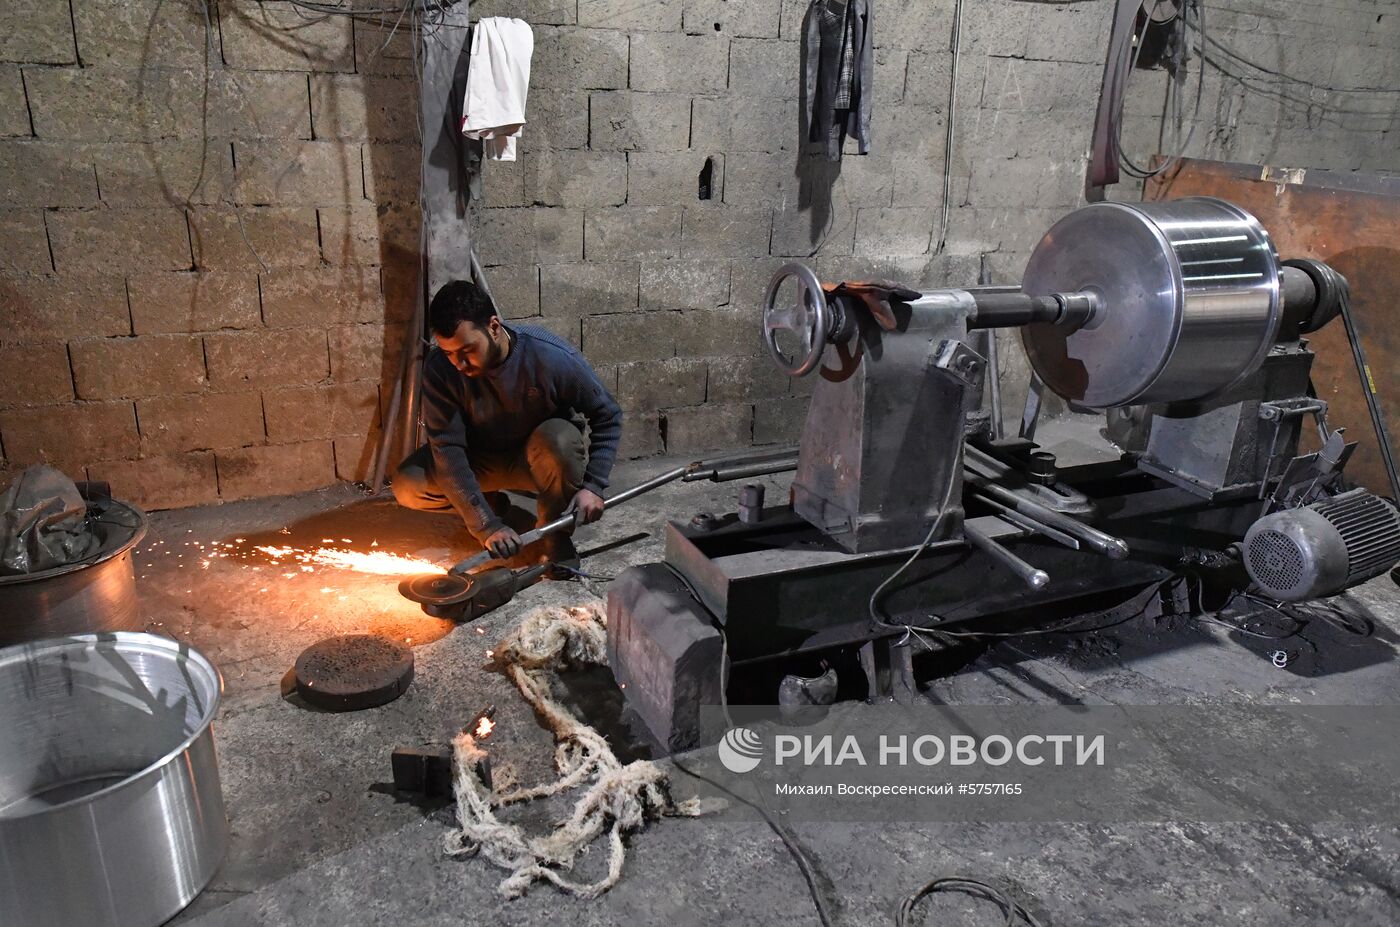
[0,465,99,575]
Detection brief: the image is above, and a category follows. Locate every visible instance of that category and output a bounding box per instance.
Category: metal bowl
[0,632,227,927]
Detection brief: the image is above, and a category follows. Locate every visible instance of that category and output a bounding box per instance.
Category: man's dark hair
[429,280,497,337]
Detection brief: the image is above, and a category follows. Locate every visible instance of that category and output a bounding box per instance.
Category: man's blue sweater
[421,323,623,536]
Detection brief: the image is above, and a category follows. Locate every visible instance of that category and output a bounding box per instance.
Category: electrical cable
[932,0,965,255]
[896,875,1046,927]
[1115,0,1207,180]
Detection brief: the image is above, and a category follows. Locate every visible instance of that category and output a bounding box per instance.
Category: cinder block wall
[0,0,1394,510]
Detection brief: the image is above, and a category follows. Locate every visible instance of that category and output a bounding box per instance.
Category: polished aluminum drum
[0,632,227,927]
[1021,196,1282,408]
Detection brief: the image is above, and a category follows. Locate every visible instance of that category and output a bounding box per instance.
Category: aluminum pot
[0,496,147,647]
[0,632,227,927]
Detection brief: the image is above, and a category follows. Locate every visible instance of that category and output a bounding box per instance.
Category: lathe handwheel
[762,263,830,378]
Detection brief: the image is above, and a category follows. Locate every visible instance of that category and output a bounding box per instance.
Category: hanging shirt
[461,17,534,162]
[803,0,873,161]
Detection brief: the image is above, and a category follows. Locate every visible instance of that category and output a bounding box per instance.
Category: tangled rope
[444,601,720,899]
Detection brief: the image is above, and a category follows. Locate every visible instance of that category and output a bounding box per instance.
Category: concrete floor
[124,448,1400,926]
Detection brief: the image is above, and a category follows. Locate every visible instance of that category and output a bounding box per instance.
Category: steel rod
[969,490,1080,550]
[449,466,689,575]
[965,473,1129,560]
[963,521,1050,590]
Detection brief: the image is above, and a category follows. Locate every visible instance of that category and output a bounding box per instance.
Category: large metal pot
[0,632,227,927]
[0,496,147,647]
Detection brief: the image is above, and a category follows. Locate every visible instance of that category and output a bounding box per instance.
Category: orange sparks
[254,544,441,576]
[474,716,496,739]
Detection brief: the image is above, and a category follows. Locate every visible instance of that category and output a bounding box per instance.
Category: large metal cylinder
[0,632,227,927]
[1022,197,1282,408]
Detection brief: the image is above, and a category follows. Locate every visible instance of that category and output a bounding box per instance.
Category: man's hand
[571,489,605,526]
[483,525,521,559]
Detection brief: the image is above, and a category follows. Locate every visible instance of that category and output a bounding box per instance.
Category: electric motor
[1242,489,1400,601]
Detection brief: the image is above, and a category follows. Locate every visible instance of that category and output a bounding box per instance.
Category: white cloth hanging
[461,17,534,161]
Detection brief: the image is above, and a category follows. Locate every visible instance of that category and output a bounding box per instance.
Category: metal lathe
[606,197,1400,750]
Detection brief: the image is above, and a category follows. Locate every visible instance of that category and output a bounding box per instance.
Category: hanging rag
[803,0,873,161]
[461,17,534,162]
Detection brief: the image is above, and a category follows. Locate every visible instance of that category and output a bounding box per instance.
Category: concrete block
[264,382,380,442]
[71,0,207,68]
[965,156,1082,210]
[71,334,207,400]
[891,153,948,208]
[204,328,329,388]
[675,307,761,357]
[771,206,856,256]
[92,141,234,206]
[681,206,771,258]
[728,256,786,311]
[868,104,946,162]
[482,265,540,319]
[215,439,337,501]
[471,0,576,25]
[220,0,354,72]
[778,0,808,41]
[628,152,724,206]
[581,311,680,365]
[189,206,320,270]
[533,27,628,90]
[332,431,379,481]
[0,141,97,207]
[25,67,202,141]
[978,57,1099,115]
[616,357,707,411]
[617,410,663,458]
[754,395,806,444]
[881,1,954,52]
[664,401,751,453]
[0,401,139,463]
[904,52,950,107]
[354,20,417,76]
[519,90,590,150]
[0,273,128,339]
[213,70,313,139]
[584,206,681,260]
[707,354,789,403]
[631,33,728,92]
[0,0,76,64]
[720,156,799,207]
[0,66,28,137]
[479,158,526,207]
[873,46,907,104]
[319,201,418,266]
[379,256,420,324]
[129,272,260,334]
[579,0,681,30]
[526,150,628,207]
[640,260,729,310]
[692,97,800,152]
[48,207,192,273]
[261,266,385,328]
[88,451,219,510]
[363,142,419,204]
[729,38,799,97]
[855,207,932,257]
[540,262,640,320]
[684,0,779,37]
[136,392,265,454]
[329,323,403,383]
[590,92,690,152]
[0,211,54,274]
[310,75,418,142]
[233,140,362,205]
[0,342,72,408]
[476,207,584,266]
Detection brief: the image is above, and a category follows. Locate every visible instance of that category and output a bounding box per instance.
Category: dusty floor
[123,449,1400,926]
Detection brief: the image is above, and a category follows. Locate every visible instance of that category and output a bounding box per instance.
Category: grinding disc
[399,572,474,606]
[294,634,414,711]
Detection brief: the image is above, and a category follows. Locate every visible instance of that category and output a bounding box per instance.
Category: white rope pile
[444,601,720,899]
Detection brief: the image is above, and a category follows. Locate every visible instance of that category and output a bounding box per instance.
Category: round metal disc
[294,634,413,711]
[398,572,474,606]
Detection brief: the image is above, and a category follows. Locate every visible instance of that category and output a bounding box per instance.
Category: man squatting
[391,280,624,577]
